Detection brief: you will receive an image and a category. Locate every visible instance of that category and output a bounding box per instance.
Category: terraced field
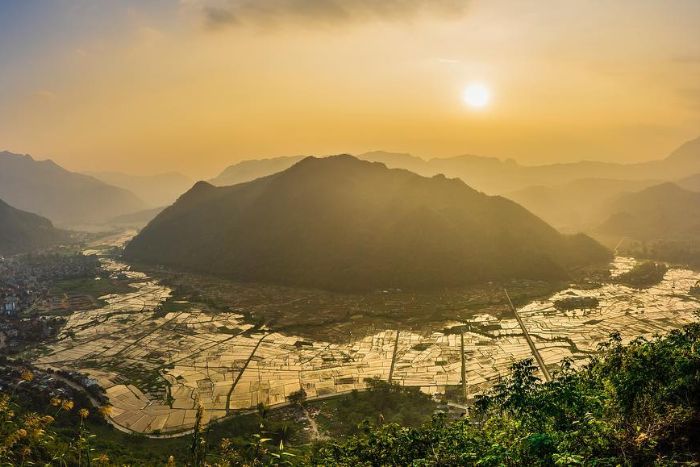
[32,235,700,436]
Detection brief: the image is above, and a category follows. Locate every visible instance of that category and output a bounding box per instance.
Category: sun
[463,82,491,109]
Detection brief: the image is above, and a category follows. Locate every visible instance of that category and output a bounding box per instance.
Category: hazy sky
[1,0,699,178]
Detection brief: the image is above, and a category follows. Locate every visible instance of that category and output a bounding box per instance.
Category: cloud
[196,0,470,29]
[204,6,238,28]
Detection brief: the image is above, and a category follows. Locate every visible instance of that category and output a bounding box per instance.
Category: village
[0,252,101,352]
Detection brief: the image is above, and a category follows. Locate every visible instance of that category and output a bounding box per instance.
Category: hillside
[598,183,700,240]
[210,155,305,186]
[126,155,610,291]
[508,178,660,231]
[677,173,700,192]
[209,136,700,194]
[0,199,66,255]
[0,151,145,226]
[85,171,193,207]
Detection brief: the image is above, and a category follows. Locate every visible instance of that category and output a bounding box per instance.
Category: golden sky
[1,0,699,178]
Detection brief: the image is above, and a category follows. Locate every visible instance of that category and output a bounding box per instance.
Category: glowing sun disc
[463,83,491,109]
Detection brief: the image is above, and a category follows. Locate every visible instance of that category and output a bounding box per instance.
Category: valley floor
[24,232,700,437]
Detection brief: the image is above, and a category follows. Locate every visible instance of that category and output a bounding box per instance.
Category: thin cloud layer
[198,0,470,29]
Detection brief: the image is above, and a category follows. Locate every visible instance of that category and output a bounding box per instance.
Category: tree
[287,389,307,408]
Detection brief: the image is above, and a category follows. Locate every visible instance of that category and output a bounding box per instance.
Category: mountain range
[0,151,145,227]
[210,156,306,187]
[126,155,610,291]
[0,198,66,256]
[597,183,700,240]
[677,173,700,192]
[207,137,700,238]
[507,178,662,232]
[85,171,193,207]
[210,137,700,195]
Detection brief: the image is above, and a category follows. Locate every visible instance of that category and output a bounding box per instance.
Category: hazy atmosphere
[4,2,700,465]
[2,0,700,177]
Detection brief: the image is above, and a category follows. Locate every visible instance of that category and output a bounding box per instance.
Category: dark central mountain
[125,156,610,291]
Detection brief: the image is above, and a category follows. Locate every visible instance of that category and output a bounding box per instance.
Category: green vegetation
[0,374,436,465]
[553,295,599,311]
[314,379,436,438]
[316,323,700,465]
[6,320,700,464]
[50,277,132,301]
[615,261,668,288]
[621,239,700,271]
[153,296,191,318]
[691,281,700,297]
[145,263,563,342]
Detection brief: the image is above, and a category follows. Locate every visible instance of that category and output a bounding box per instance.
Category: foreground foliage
[314,379,436,438]
[4,321,700,465]
[315,323,700,465]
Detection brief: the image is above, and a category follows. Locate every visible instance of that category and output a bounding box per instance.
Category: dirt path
[302,406,327,442]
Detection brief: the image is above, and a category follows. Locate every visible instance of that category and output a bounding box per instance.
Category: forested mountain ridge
[126,155,610,291]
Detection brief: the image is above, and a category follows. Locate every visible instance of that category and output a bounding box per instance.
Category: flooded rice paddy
[33,236,700,435]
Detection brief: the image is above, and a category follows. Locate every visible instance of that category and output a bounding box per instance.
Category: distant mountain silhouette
[508,178,661,232]
[598,183,700,240]
[677,173,700,192]
[0,151,145,226]
[210,156,305,186]
[359,150,433,176]
[209,136,700,195]
[126,156,610,291]
[419,137,700,193]
[107,206,165,228]
[86,171,193,207]
[0,198,66,255]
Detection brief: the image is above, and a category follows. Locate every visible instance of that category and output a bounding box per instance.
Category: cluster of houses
[1,287,29,317]
[0,253,100,353]
[2,294,19,316]
[1,253,99,285]
[0,315,67,352]
[0,253,100,315]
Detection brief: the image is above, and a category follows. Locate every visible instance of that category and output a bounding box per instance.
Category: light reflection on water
[34,239,700,434]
